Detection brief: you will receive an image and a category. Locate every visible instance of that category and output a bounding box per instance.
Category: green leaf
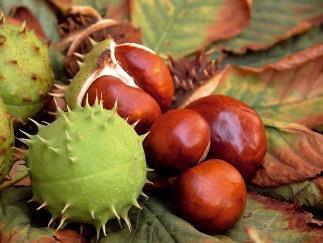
[0,187,83,242]
[249,178,323,210]
[218,0,323,54]
[0,0,60,42]
[227,193,323,242]
[221,25,323,68]
[130,0,249,58]
[100,197,234,243]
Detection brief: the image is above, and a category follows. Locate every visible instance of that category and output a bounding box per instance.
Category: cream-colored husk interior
[76,40,152,105]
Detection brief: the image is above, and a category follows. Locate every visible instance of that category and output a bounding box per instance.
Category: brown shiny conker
[173,159,247,234]
[143,109,210,172]
[115,44,174,111]
[187,95,267,181]
[83,75,161,134]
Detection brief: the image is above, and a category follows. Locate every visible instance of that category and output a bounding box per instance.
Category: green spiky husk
[65,39,111,109]
[0,96,14,182]
[0,23,54,122]
[26,102,147,230]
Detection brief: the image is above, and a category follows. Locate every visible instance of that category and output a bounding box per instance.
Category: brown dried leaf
[252,120,323,187]
[106,0,129,20]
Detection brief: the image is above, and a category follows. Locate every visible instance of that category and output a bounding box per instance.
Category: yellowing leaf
[131,0,250,57]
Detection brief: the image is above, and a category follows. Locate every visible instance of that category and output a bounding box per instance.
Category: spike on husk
[26,105,148,232]
[0,22,53,122]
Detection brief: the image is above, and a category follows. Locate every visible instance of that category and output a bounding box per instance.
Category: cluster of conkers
[144,94,267,233]
[68,40,267,234]
[65,40,174,134]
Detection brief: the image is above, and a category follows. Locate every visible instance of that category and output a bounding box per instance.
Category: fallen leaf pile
[0,0,323,242]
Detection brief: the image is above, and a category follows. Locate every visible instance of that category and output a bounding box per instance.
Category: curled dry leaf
[218,0,323,54]
[130,0,250,57]
[181,47,323,187]
[252,120,323,187]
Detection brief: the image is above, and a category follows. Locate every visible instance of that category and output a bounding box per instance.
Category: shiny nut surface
[115,44,174,111]
[187,95,267,181]
[83,75,161,134]
[174,159,247,234]
[144,109,210,172]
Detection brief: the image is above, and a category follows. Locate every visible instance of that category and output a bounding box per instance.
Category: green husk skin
[65,39,111,109]
[0,23,54,122]
[0,96,14,182]
[26,102,147,232]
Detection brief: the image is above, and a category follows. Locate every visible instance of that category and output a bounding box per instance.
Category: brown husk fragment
[58,6,102,37]
[170,51,220,107]
[61,19,142,77]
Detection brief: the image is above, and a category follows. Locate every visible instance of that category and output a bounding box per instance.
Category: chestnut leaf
[0,187,84,242]
[226,193,323,242]
[216,0,323,54]
[100,197,234,243]
[251,119,323,187]
[250,177,323,210]
[220,25,323,69]
[130,0,250,58]
[102,194,323,242]
[183,55,323,128]
[181,47,323,207]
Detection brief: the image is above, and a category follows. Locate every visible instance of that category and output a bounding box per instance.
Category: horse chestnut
[69,40,174,134]
[143,109,210,172]
[83,75,161,134]
[174,159,247,234]
[187,95,267,181]
[115,43,174,110]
